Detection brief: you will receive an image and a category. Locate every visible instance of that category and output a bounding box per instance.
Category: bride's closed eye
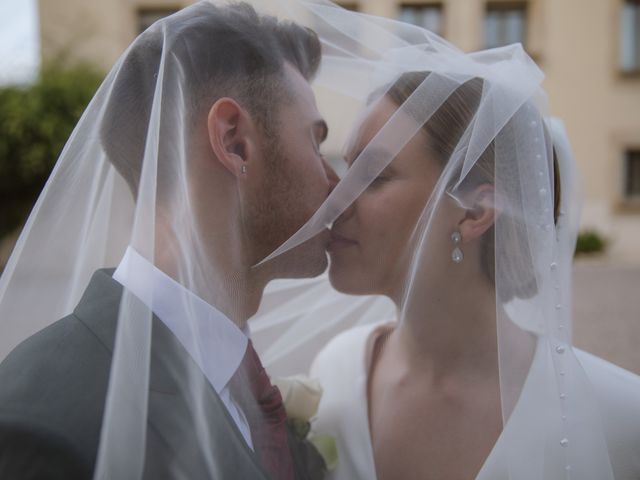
[368,163,396,188]
[369,174,391,188]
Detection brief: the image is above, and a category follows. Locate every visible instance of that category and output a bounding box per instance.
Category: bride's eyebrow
[345,146,394,166]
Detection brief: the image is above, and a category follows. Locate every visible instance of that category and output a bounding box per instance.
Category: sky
[0,0,40,85]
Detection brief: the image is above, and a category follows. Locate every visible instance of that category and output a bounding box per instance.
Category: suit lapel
[147,314,269,478]
[74,270,269,479]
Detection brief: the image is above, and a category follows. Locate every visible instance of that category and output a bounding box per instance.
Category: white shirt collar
[113,246,248,394]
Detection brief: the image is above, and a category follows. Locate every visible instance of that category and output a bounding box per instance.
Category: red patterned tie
[229,340,294,480]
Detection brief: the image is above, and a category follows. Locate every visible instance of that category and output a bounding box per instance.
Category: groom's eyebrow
[313,120,328,143]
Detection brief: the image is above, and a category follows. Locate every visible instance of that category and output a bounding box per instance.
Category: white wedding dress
[310,323,640,480]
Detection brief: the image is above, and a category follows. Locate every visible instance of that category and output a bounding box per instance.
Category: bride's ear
[458,184,497,243]
[207,97,256,177]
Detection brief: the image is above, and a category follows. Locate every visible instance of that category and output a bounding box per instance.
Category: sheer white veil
[250,1,616,479]
[0,0,617,478]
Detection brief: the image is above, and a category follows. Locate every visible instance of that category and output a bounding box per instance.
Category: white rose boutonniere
[272,375,338,475]
[272,375,323,421]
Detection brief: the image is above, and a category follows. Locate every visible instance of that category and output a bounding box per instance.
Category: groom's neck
[215,269,268,328]
[153,248,269,330]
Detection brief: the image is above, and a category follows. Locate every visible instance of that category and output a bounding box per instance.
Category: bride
[305,70,640,479]
[250,19,640,476]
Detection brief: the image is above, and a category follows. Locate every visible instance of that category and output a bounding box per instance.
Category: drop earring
[241,165,247,174]
[451,231,463,264]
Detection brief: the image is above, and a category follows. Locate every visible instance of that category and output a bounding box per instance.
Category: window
[625,150,640,199]
[620,0,640,72]
[484,2,527,49]
[399,4,443,36]
[138,8,180,34]
[338,3,359,11]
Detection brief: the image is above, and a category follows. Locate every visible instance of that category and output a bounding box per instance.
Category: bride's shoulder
[310,323,382,377]
[575,349,640,400]
[574,349,640,444]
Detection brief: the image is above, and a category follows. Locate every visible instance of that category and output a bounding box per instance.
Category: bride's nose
[333,198,356,226]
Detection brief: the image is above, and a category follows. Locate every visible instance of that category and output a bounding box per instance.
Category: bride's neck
[390,268,499,379]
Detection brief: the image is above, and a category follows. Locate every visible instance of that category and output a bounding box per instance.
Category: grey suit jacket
[0,269,271,479]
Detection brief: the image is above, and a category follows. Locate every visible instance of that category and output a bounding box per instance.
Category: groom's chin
[295,258,328,280]
[272,238,329,280]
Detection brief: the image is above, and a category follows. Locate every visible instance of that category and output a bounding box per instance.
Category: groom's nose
[323,160,339,195]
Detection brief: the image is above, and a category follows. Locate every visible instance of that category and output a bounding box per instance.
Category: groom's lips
[327,230,358,252]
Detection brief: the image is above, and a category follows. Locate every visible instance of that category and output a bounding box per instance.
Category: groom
[0,3,336,479]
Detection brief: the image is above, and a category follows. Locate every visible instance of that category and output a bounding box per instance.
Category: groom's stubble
[244,132,329,279]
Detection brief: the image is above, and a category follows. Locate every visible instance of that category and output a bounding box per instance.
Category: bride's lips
[327,230,358,252]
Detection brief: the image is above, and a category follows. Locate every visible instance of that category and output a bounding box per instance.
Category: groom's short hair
[100,2,321,197]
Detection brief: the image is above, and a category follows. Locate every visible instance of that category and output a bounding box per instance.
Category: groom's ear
[207,97,256,177]
[458,184,497,243]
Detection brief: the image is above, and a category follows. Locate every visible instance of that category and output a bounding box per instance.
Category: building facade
[39,0,640,261]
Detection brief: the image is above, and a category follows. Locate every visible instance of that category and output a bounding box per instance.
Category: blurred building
[39,0,640,261]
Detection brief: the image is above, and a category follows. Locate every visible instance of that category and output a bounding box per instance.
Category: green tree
[0,64,103,238]
[575,229,608,256]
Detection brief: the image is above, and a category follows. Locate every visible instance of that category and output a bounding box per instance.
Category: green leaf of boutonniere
[310,434,338,471]
[288,417,311,440]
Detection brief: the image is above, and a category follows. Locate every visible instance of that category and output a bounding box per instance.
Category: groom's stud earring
[241,165,247,174]
[451,231,464,264]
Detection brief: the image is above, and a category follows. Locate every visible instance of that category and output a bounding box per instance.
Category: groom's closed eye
[313,120,329,149]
